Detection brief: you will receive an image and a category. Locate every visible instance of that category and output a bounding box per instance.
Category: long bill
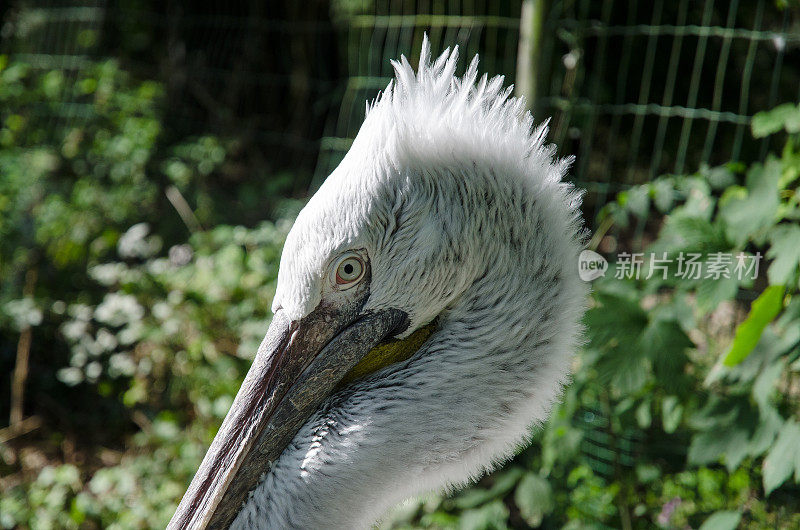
[167,298,408,529]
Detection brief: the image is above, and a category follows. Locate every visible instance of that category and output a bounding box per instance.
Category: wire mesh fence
[2,1,798,216]
[538,0,800,222]
[1,0,342,201]
[313,1,526,187]
[318,0,800,221]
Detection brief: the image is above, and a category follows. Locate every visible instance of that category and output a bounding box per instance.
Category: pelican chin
[169,35,587,529]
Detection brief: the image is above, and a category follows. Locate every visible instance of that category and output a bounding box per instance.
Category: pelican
[169,36,587,529]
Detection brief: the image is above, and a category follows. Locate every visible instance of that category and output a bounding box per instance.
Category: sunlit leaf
[719,159,782,246]
[662,396,683,434]
[625,185,650,218]
[723,285,785,366]
[457,499,509,530]
[766,224,800,285]
[514,473,553,527]
[698,510,742,530]
[652,178,675,213]
[636,400,652,429]
[752,103,797,138]
[785,106,800,134]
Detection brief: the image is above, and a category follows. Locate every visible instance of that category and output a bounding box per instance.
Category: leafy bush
[0,58,161,273]
[0,54,290,528]
[2,220,290,528]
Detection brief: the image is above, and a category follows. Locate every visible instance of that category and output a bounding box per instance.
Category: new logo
[578,249,608,282]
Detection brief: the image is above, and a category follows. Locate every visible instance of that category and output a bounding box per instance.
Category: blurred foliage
[1,52,800,530]
[0,57,160,280]
[2,221,289,529]
[0,55,293,528]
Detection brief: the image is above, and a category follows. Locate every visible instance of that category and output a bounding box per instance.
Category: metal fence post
[516,0,547,115]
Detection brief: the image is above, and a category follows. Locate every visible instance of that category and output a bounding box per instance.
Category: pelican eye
[334,253,365,288]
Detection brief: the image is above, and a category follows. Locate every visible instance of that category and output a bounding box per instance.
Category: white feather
[235,35,587,529]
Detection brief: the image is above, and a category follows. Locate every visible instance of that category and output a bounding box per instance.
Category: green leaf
[458,499,509,530]
[652,178,675,213]
[640,319,693,365]
[611,353,649,395]
[625,185,650,218]
[705,165,737,190]
[723,285,785,366]
[689,396,739,431]
[662,396,683,434]
[636,400,652,429]
[653,216,724,253]
[584,293,648,346]
[783,105,800,134]
[763,419,800,495]
[751,103,797,138]
[489,467,526,496]
[639,318,694,393]
[785,105,800,134]
[719,159,782,246]
[723,328,786,384]
[676,177,715,220]
[585,293,650,394]
[752,361,783,412]
[696,276,739,314]
[514,473,554,527]
[749,406,783,458]
[724,430,752,472]
[635,463,661,483]
[698,510,742,530]
[421,512,460,527]
[688,426,749,467]
[766,224,800,285]
[452,468,524,510]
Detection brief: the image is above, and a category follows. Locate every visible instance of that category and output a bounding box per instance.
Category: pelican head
[170,36,587,529]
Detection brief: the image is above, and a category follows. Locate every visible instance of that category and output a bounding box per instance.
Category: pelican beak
[167,294,408,530]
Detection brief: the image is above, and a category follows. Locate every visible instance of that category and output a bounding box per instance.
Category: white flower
[96,328,119,351]
[90,263,127,286]
[118,321,145,345]
[117,223,150,258]
[85,361,102,380]
[58,367,83,386]
[118,223,162,258]
[68,303,93,321]
[109,353,136,377]
[95,293,144,326]
[3,297,43,330]
[62,319,88,341]
[169,244,193,266]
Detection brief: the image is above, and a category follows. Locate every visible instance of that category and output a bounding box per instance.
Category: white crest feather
[362,34,572,194]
